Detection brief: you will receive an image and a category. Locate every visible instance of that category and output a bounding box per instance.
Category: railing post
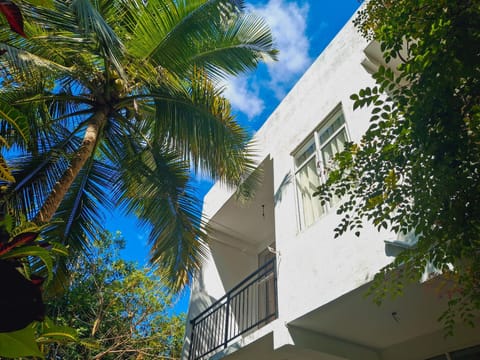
[224,293,230,349]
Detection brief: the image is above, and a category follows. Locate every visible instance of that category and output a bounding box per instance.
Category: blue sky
[106,0,362,313]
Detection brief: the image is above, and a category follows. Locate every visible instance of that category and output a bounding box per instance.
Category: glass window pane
[321,129,347,206]
[295,141,315,168]
[321,128,347,171]
[293,110,348,230]
[319,113,345,144]
[295,157,324,229]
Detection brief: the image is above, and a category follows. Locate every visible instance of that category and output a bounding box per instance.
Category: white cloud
[254,0,311,98]
[223,76,265,120]
[221,0,311,119]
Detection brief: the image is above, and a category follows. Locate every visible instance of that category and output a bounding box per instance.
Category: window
[294,109,349,230]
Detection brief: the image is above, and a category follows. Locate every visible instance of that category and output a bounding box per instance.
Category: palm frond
[125,1,238,60]
[70,0,125,75]
[113,143,208,290]
[21,1,81,35]
[189,12,278,79]
[55,157,116,252]
[126,0,275,79]
[0,99,29,143]
[0,80,94,155]
[9,121,87,218]
[149,68,254,186]
[10,150,72,220]
[0,154,15,183]
[0,41,73,81]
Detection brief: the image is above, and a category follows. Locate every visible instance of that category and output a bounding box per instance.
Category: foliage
[0,0,277,290]
[0,213,78,359]
[0,3,82,358]
[315,0,480,334]
[0,0,54,183]
[46,230,185,360]
[0,94,29,183]
[0,319,82,359]
[0,324,43,358]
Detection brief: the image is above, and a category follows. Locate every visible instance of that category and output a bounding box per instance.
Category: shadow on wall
[274,171,292,206]
[190,267,219,313]
[182,269,220,360]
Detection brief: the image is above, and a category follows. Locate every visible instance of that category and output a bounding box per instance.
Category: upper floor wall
[200,8,395,321]
[184,10,406,359]
[184,8,480,360]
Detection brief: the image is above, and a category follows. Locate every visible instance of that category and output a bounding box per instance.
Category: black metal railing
[188,258,277,360]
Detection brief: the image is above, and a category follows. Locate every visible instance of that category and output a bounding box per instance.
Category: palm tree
[0,0,276,289]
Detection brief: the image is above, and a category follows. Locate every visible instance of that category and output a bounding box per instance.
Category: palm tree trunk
[34,108,109,223]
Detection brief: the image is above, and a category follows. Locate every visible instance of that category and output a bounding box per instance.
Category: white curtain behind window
[296,157,323,229]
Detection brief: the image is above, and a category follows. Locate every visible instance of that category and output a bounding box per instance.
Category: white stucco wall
[183,12,400,360]
[250,13,394,327]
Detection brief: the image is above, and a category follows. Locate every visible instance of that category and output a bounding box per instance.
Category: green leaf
[0,245,54,283]
[0,324,43,359]
[50,242,69,257]
[0,155,15,183]
[9,221,40,239]
[37,320,79,343]
[0,213,14,233]
[28,0,55,8]
[0,100,29,142]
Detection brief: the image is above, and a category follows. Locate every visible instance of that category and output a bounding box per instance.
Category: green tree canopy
[0,0,277,289]
[46,230,185,359]
[316,0,480,333]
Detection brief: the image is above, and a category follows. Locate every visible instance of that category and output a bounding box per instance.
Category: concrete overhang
[288,276,478,351]
[204,157,276,248]
[362,40,405,76]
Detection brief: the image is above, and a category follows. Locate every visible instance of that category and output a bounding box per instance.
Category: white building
[182,10,480,360]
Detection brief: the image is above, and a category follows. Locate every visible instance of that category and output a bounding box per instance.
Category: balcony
[188,258,277,360]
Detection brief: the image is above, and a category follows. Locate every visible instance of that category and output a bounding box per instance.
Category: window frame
[292,106,350,231]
